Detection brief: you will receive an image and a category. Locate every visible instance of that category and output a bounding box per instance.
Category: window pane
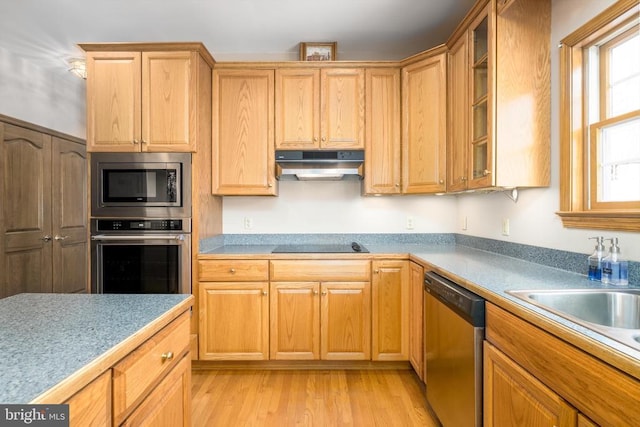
[597,117,640,202]
[608,34,640,116]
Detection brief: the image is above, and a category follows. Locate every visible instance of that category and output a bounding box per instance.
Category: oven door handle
[91,234,186,241]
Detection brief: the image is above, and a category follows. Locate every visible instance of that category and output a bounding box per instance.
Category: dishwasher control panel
[424,271,485,326]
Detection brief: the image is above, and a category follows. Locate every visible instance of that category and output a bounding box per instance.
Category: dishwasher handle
[424,271,485,327]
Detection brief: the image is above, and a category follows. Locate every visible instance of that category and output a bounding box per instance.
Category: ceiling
[1,0,476,73]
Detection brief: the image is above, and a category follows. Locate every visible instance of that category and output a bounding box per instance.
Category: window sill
[556,211,640,232]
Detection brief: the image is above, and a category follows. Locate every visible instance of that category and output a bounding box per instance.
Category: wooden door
[0,124,52,297]
[199,282,270,360]
[85,51,141,152]
[371,260,409,361]
[270,282,320,360]
[402,54,447,193]
[484,342,577,427]
[142,51,197,152]
[121,355,191,427]
[364,68,401,195]
[320,281,371,360]
[51,137,87,293]
[212,69,276,195]
[275,68,320,149]
[321,68,365,149]
[447,34,470,192]
[408,262,424,380]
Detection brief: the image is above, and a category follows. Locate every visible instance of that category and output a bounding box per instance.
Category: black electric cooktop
[272,242,369,254]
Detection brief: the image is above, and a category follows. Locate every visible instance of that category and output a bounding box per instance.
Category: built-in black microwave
[91,152,191,218]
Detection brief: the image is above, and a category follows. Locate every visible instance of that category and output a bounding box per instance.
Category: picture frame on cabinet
[299,42,337,61]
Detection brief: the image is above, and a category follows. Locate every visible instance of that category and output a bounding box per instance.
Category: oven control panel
[96,219,184,231]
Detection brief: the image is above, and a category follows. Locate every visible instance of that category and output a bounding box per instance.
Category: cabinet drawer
[270,260,371,281]
[199,260,269,281]
[113,311,190,424]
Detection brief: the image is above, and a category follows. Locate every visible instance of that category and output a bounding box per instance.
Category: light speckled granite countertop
[0,293,192,403]
[201,242,640,376]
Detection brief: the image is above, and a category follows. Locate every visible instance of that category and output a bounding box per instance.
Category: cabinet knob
[395,183,400,187]
[313,290,319,295]
[321,137,326,142]
[483,169,491,176]
[460,176,467,182]
[321,291,327,296]
[54,235,69,241]
[313,137,318,142]
[133,139,140,144]
[40,235,52,242]
[161,351,174,362]
[439,179,444,184]
[142,139,148,144]
[229,268,236,274]
[374,269,380,274]
[262,291,268,296]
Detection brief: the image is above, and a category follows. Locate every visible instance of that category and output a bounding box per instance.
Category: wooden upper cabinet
[84,46,207,152]
[447,0,550,190]
[447,35,470,193]
[364,68,401,195]
[402,53,447,194]
[212,68,276,195]
[275,68,365,150]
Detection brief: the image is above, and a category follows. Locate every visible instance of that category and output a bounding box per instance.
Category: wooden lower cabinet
[486,303,640,426]
[121,355,191,427]
[65,370,111,427]
[484,341,577,427]
[408,262,424,380]
[199,282,270,360]
[371,260,409,361]
[321,281,371,360]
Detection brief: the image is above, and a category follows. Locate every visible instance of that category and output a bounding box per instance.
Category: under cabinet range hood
[275,150,364,181]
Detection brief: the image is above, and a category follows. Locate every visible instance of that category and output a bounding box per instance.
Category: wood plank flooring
[192,369,437,426]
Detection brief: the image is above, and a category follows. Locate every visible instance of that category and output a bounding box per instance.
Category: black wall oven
[90,219,191,294]
[91,152,191,218]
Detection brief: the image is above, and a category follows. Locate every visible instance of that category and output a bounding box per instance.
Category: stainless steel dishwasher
[424,271,485,427]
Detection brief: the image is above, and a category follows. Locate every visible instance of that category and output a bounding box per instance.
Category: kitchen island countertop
[0,293,193,404]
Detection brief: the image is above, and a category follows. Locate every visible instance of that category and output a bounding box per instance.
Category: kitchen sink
[506,289,640,351]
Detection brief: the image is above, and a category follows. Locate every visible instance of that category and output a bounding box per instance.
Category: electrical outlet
[501,218,510,236]
[406,216,415,230]
[243,217,253,230]
[461,216,468,231]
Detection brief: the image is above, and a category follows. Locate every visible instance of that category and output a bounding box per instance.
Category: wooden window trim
[557,0,640,232]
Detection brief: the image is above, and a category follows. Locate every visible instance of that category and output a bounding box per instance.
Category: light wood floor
[192,369,437,426]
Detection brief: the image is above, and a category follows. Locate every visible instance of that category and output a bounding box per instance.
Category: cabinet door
[371,260,409,361]
[0,124,52,298]
[51,137,87,293]
[141,51,197,152]
[447,35,470,192]
[321,281,371,360]
[85,51,142,152]
[270,282,320,360]
[65,370,111,427]
[364,68,401,195]
[468,7,494,189]
[402,54,447,193]
[484,342,577,427]
[199,282,270,360]
[321,68,365,149]
[212,69,276,195]
[408,262,424,381]
[121,354,191,427]
[275,68,320,149]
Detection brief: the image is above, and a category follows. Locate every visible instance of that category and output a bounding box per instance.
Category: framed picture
[299,42,337,61]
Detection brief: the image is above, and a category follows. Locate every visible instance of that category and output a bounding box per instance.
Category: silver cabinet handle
[40,235,52,242]
[54,235,69,241]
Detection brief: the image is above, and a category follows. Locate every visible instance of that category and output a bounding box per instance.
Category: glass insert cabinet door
[470,10,492,187]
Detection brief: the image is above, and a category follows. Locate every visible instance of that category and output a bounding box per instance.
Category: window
[558,0,640,231]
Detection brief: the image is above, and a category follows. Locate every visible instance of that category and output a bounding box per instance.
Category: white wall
[223,180,458,234]
[457,0,640,261]
[0,47,86,138]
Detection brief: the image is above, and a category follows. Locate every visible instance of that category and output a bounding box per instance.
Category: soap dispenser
[587,236,605,281]
[601,238,629,286]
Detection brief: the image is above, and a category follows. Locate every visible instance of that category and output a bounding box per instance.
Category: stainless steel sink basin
[507,289,640,351]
